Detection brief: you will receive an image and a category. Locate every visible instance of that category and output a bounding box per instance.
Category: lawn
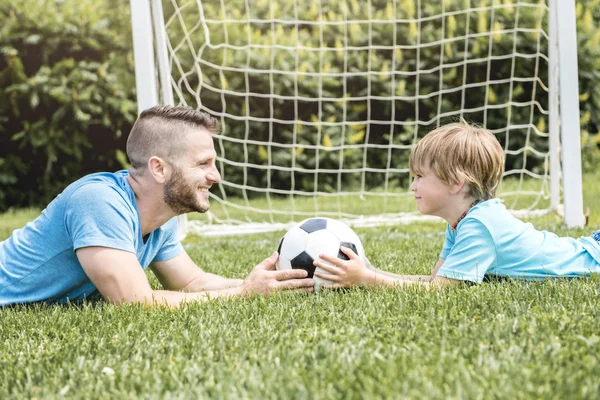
[1,174,599,399]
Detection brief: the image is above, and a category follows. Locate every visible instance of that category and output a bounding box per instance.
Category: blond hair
[409,121,504,200]
[126,105,220,177]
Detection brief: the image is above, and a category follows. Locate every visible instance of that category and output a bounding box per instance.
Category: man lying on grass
[0,106,314,307]
[313,121,600,288]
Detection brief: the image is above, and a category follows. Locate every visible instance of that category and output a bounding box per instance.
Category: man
[0,105,314,307]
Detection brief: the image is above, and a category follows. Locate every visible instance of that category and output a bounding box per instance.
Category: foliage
[0,0,137,211]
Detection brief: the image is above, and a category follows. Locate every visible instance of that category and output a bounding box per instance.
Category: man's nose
[207,166,221,183]
[410,179,416,191]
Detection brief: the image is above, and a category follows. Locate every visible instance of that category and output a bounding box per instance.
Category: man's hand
[313,246,374,288]
[241,252,315,296]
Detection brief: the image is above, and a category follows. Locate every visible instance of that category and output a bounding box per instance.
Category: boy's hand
[313,246,374,288]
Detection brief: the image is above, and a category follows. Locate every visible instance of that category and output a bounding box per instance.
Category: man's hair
[409,121,505,200]
[126,105,220,176]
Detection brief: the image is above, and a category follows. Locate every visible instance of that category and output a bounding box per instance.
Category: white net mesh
[159,0,557,236]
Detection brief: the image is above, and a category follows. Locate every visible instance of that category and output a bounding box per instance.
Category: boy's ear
[450,180,467,195]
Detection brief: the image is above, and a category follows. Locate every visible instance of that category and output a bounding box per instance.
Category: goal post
[129,0,188,238]
[551,0,585,227]
[130,0,585,237]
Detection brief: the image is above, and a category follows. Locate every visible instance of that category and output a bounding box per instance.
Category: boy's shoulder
[469,198,509,216]
[460,198,526,236]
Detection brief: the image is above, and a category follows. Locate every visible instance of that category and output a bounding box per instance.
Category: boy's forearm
[431,258,445,276]
[371,268,433,281]
[364,270,449,288]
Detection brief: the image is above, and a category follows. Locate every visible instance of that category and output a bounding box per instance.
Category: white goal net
[131,0,585,236]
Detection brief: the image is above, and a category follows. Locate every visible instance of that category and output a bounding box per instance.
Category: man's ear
[147,156,169,183]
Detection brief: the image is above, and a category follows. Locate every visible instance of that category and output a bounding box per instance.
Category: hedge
[0,0,136,210]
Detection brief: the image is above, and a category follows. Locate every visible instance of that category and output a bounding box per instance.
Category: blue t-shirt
[0,171,183,305]
[436,199,600,283]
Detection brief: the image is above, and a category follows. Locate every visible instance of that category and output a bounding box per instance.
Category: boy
[313,121,600,288]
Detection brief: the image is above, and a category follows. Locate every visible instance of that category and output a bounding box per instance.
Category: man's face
[163,129,221,215]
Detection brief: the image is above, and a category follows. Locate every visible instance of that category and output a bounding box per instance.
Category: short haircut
[409,121,505,200]
[126,105,220,176]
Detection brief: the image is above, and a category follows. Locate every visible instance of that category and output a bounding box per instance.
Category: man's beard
[164,167,209,214]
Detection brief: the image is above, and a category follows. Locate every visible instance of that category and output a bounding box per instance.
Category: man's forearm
[183,272,244,292]
[145,286,245,308]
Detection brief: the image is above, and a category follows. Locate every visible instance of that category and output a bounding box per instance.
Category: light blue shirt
[436,199,600,283]
[0,171,183,305]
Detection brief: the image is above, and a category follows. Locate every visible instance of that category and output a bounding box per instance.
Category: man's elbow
[101,286,156,307]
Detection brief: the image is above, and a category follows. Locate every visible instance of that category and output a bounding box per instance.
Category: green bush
[0,0,136,211]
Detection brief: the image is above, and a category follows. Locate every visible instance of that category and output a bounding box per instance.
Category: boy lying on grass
[314,121,600,288]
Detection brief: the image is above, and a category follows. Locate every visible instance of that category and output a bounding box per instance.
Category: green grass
[1,174,600,399]
[0,208,40,240]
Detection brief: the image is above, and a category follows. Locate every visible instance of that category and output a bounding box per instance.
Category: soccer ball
[276,217,366,290]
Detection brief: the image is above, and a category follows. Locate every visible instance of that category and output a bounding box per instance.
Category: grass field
[1,174,600,399]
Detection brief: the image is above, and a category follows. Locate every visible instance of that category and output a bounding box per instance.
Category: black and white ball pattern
[276,218,366,290]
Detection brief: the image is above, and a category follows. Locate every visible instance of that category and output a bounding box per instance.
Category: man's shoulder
[62,171,140,250]
[64,171,133,204]
[68,170,130,192]
[56,171,138,227]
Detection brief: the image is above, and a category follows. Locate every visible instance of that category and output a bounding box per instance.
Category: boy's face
[410,169,454,218]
